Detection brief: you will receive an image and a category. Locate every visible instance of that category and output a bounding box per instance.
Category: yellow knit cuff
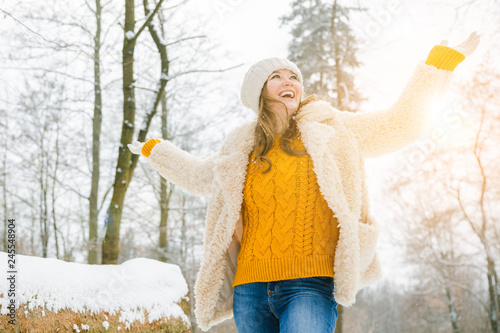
[425,45,465,71]
[142,138,161,158]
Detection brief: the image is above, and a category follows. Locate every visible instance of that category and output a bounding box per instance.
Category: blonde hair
[252,83,317,174]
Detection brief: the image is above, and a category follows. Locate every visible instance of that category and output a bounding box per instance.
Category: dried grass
[0,297,191,333]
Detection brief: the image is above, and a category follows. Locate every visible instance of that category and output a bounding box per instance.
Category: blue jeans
[233,276,338,332]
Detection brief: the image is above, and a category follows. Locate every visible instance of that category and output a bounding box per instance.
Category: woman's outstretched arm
[339,32,480,158]
[129,138,220,197]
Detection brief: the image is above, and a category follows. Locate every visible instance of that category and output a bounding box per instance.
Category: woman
[129,32,480,332]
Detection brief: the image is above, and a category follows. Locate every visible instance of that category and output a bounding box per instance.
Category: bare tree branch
[131,0,166,42]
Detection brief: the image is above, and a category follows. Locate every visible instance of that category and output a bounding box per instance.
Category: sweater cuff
[142,138,161,158]
[425,45,465,71]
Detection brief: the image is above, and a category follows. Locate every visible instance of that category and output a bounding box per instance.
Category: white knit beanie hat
[240,57,304,114]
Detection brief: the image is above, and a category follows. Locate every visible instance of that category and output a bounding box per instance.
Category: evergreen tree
[281,0,364,111]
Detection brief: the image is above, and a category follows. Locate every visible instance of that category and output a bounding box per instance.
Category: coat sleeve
[148,140,220,197]
[338,61,455,158]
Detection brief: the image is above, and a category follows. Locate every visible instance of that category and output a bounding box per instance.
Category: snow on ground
[0,253,190,327]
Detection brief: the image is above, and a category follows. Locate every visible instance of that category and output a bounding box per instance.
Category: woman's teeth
[280,91,295,98]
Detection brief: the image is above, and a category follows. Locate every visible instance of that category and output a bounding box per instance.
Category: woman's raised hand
[439,31,481,57]
[128,139,161,157]
[128,141,145,155]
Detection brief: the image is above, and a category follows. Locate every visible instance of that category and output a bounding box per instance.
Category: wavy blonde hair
[252,83,317,174]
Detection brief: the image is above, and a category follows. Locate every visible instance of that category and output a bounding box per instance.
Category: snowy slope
[0,253,190,328]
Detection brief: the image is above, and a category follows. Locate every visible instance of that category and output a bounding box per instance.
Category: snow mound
[0,253,190,326]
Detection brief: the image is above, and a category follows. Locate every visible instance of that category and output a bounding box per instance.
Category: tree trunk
[152,2,172,264]
[335,304,343,333]
[493,262,500,328]
[487,256,499,333]
[2,134,8,253]
[444,286,460,333]
[52,125,61,259]
[158,97,172,263]
[180,193,187,263]
[40,147,49,258]
[159,178,169,262]
[88,0,102,265]
[101,0,165,264]
[102,0,136,264]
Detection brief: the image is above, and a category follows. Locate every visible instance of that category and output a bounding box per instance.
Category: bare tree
[0,107,11,253]
[0,0,124,262]
[14,77,69,258]
[101,0,243,265]
[88,0,104,265]
[143,0,174,264]
[101,0,165,264]
[449,64,500,332]
[158,96,175,262]
[383,60,500,332]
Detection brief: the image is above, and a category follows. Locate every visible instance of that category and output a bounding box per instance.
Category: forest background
[1,0,499,332]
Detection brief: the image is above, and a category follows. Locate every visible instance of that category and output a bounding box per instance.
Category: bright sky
[0,252,190,330]
[185,0,493,99]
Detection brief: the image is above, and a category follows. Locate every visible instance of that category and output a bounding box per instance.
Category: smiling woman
[241,58,317,174]
[265,69,303,126]
[128,32,480,332]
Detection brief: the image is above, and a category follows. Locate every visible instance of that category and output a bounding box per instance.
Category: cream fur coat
[148,61,454,331]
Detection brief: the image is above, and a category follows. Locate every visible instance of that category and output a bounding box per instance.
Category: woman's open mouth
[279,90,295,99]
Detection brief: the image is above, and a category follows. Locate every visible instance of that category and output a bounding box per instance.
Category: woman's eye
[271,74,297,80]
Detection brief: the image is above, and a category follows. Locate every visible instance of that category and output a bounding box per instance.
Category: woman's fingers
[459,32,477,48]
[127,141,144,155]
[454,31,481,57]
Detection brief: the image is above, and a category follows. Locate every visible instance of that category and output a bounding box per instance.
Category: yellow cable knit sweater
[232,134,339,287]
[141,44,465,289]
[232,46,465,288]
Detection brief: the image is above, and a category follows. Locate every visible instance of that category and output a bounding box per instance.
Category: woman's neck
[275,119,289,135]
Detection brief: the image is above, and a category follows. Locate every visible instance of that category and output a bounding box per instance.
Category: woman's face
[264,69,303,122]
